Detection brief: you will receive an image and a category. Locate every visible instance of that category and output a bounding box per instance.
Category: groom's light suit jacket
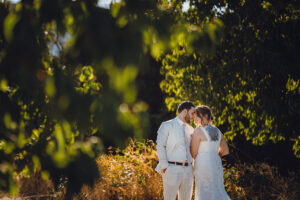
[155,117,194,174]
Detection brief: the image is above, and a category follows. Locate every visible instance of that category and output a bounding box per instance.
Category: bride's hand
[218,150,222,157]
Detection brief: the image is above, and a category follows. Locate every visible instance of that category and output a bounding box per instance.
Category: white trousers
[162,164,193,200]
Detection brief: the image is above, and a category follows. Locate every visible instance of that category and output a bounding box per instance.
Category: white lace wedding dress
[194,125,230,200]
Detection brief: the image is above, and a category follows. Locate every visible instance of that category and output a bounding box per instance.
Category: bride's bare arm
[191,128,202,158]
[219,134,229,156]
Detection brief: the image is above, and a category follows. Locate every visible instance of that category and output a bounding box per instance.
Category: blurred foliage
[160,0,300,157]
[0,0,221,195]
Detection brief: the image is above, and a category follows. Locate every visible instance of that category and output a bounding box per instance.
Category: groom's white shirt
[155,117,194,174]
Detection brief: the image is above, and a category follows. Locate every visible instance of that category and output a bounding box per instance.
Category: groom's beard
[185,114,191,124]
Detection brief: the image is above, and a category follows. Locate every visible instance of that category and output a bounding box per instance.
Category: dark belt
[168,161,189,166]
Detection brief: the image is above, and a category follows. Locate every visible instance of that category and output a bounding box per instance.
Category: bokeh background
[0,0,299,199]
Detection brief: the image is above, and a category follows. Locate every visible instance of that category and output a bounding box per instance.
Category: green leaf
[4,13,20,42]
[45,76,56,97]
[0,79,8,92]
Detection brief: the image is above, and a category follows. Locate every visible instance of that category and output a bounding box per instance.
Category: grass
[1,139,299,200]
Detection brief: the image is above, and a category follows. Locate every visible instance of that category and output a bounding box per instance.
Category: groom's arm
[156,122,169,172]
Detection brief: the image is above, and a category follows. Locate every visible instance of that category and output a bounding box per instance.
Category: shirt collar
[176,116,185,126]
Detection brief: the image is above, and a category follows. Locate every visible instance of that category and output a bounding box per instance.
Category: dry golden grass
[1,139,299,200]
[75,139,162,200]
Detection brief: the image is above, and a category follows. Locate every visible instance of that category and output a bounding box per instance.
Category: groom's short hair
[178,101,195,113]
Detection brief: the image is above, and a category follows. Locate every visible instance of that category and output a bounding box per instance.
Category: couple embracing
[155,101,230,200]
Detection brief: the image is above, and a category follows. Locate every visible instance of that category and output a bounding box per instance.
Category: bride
[191,105,231,200]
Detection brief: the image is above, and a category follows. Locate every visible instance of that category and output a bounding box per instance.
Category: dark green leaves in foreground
[0,0,222,195]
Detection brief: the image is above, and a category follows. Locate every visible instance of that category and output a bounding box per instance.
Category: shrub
[1,139,299,200]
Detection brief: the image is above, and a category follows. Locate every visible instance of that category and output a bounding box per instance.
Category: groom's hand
[162,168,167,174]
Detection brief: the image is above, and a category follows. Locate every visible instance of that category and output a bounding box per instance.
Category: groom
[155,101,196,200]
